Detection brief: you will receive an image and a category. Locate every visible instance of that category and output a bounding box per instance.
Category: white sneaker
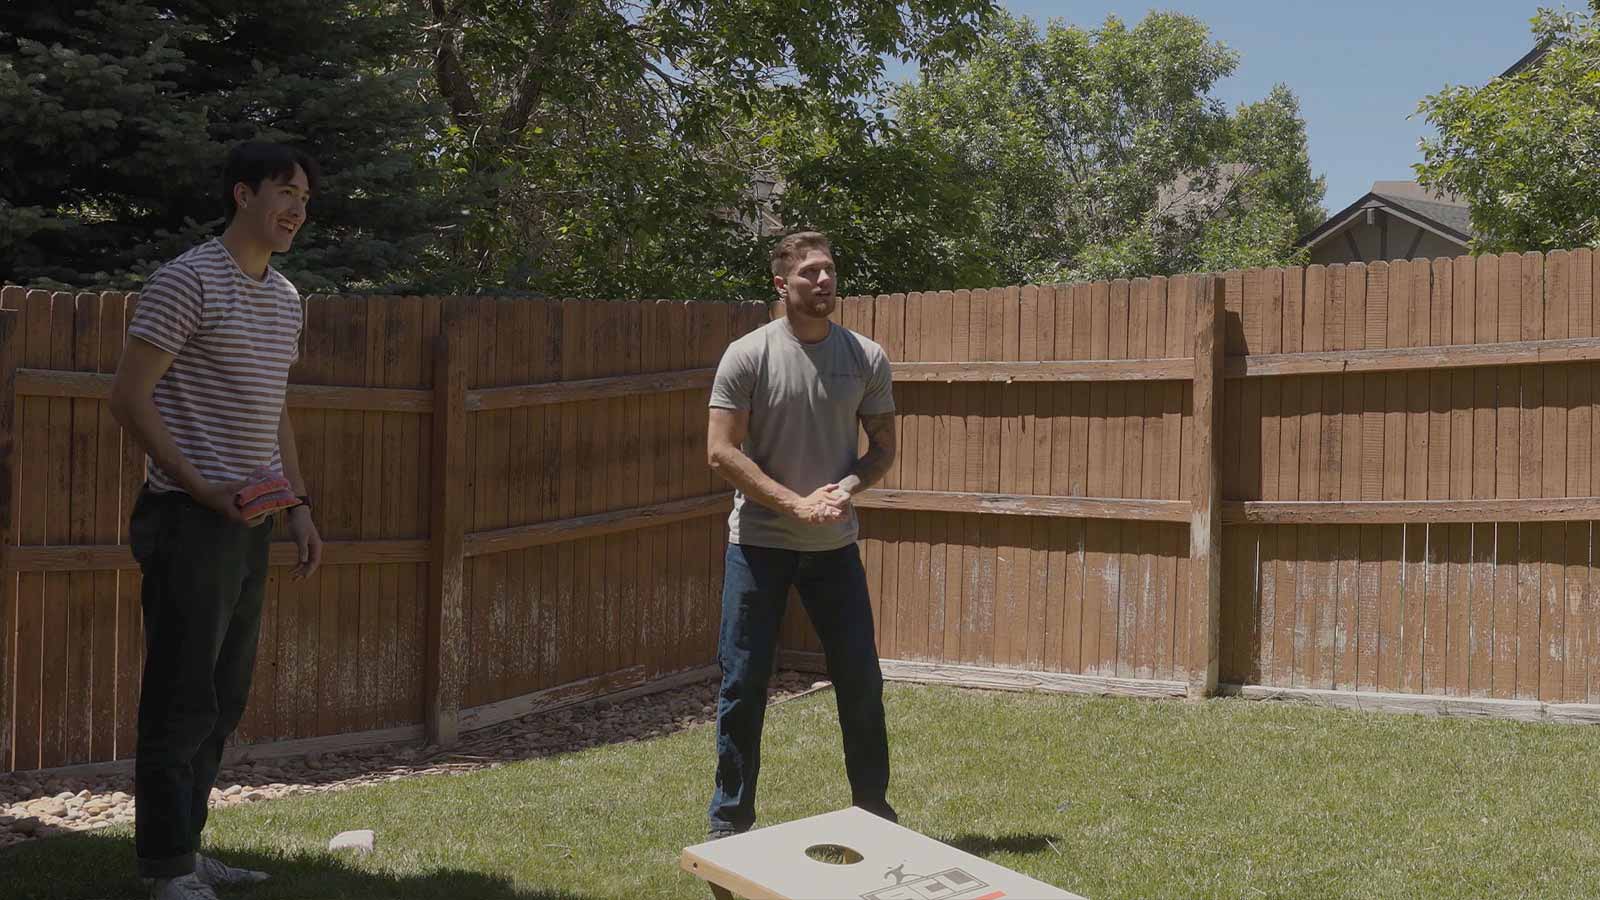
[195,853,271,886]
[147,873,219,900]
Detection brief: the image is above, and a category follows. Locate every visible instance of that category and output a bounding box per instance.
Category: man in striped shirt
[110,142,324,900]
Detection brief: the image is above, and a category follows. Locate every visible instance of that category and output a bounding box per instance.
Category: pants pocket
[128,489,168,567]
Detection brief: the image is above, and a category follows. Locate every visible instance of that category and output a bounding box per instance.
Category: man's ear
[233,181,253,211]
[772,274,787,300]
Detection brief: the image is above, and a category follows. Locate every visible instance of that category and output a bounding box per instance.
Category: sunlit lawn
[6,683,1599,899]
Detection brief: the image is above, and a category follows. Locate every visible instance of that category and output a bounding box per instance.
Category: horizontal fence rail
[1223,498,1600,525]
[853,489,1193,522]
[1224,336,1600,378]
[14,368,436,412]
[892,359,1194,382]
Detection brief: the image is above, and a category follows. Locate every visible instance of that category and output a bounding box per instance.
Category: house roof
[1294,40,1548,256]
[1500,36,1556,79]
[1295,181,1475,251]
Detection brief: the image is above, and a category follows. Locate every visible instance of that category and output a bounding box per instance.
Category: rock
[810,680,831,691]
[223,785,243,797]
[11,816,40,835]
[328,829,375,854]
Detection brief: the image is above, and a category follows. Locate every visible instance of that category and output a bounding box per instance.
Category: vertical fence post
[1189,275,1226,698]
[0,287,21,768]
[425,306,466,746]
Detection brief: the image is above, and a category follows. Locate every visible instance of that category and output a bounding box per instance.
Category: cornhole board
[680,807,1086,900]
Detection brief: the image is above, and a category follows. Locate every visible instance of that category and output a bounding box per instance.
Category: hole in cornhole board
[804,843,864,865]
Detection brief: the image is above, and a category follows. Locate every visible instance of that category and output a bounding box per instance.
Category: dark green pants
[130,487,272,879]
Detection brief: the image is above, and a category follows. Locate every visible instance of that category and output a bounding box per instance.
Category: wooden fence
[4,247,1600,773]
[781,251,1600,721]
[0,289,770,772]
[775,277,1214,689]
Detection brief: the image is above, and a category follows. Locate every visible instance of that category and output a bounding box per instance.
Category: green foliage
[1414,4,1600,252]
[877,10,1325,286]
[770,115,995,297]
[4,1,1323,297]
[0,1,461,292]
[415,0,997,299]
[1193,204,1307,273]
[427,92,772,300]
[1228,86,1326,240]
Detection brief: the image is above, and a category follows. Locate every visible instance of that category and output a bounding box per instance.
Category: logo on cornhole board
[861,865,1001,899]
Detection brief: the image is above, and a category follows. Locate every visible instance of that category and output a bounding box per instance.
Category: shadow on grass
[944,832,1063,858]
[0,671,836,822]
[0,830,597,900]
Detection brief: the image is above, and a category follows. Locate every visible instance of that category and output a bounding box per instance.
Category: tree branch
[497,0,582,140]
[424,0,482,128]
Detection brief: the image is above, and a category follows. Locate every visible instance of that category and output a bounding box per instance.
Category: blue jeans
[129,487,272,878]
[707,542,893,833]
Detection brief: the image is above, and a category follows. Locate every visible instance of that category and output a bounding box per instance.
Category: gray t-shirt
[709,318,895,551]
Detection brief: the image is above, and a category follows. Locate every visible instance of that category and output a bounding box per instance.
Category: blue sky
[889,1,1552,215]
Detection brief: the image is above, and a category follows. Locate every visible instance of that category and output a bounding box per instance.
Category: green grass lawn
[5,683,1599,899]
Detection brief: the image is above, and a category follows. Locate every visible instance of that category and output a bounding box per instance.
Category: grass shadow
[943,832,1063,858]
[0,829,599,900]
[0,671,834,821]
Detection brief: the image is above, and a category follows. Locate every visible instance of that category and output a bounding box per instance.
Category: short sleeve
[128,263,204,355]
[289,291,305,367]
[709,340,758,411]
[859,344,895,415]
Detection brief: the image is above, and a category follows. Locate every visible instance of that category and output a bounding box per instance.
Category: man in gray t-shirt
[703,230,899,838]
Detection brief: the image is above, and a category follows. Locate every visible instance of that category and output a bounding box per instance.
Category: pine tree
[0,1,459,291]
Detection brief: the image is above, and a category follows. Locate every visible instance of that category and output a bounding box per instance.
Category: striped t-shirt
[127,239,303,494]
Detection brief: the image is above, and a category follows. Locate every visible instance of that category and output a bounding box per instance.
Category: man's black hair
[221,142,320,223]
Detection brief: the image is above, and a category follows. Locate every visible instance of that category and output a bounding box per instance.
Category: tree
[0,1,459,291]
[1187,85,1325,273]
[418,0,996,156]
[1414,4,1600,252]
[882,10,1324,285]
[421,44,777,299]
[413,0,997,299]
[767,112,995,297]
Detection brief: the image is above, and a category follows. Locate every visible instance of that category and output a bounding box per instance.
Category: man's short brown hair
[769,230,832,277]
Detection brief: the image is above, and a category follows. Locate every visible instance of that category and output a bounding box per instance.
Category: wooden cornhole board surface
[680,807,1086,900]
